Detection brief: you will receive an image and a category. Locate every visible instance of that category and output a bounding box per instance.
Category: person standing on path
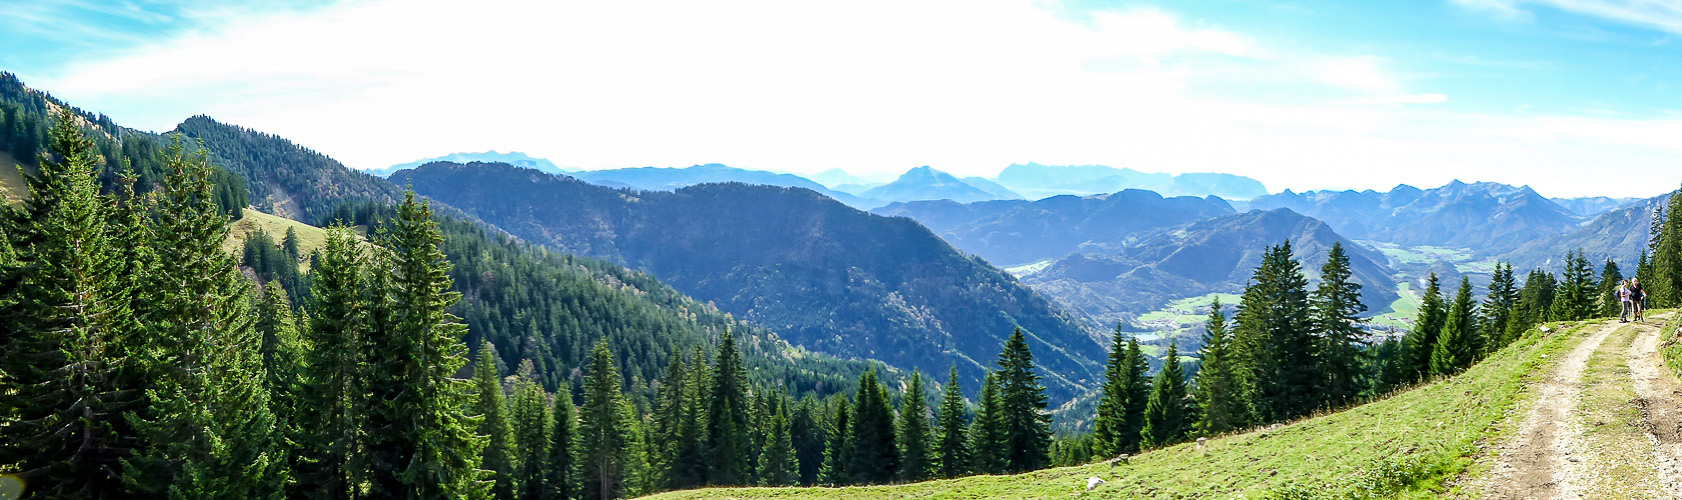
[1630,279,1646,323]
[1619,280,1633,323]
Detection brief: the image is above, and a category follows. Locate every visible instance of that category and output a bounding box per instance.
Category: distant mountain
[175,116,405,223]
[959,177,1024,200]
[1244,181,1582,254]
[570,163,879,208]
[860,166,1009,205]
[993,162,1269,200]
[875,190,1236,267]
[806,168,881,189]
[371,151,568,177]
[1023,208,1398,330]
[396,162,1105,399]
[1505,192,1672,271]
[1551,196,1641,218]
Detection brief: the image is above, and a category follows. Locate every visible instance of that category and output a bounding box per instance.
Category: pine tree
[1652,187,1682,306]
[0,111,138,497]
[579,340,633,500]
[1550,250,1597,321]
[757,396,797,486]
[706,330,751,486]
[1119,338,1151,453]
[897,370,933,482]
[295,226,367,500]
[1479,262,1519,353]
[1401,273,1446,381]
[1093,325,1137,458]
[995,328,1052,473]
[1232,241,1316,422]
[1193,298,1251,437]
[1141,344,1189,448]
[934,366,970,478]
[847,368,900,483]
[1311,242,1366,409]
[254,280,306,490]
[475,345,519,500]
[361,191,486,499]
[544,392,576,500]
[1596,260,1623,318]
[651,353,688,489]
[790,396,826,486]
[1430,277,1478,376]
[512,364,551,500]
[817,398,851,485]
[967,372,1006,474]
[126,135,285,499]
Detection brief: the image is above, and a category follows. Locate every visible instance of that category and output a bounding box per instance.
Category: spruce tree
[1119,338,1151,453]
[897,370,933,482]
[1651,188,1682,306]
[296,226,367,500]
[1193,298,1251,437]
[579,340,633,500]
[126,136,285,499]
[545,391,576,500]
[0,111,137,497]
[255,280,306,490]
[1597,260,1623,318]
[1479,262,1518,353]
[1430,277,1478,376]
[934,366,970,478]
[1092,325,1136,458]
[1549,250,1597,321]
[361,191,486,499]
[512,365,551,500]
[475,345,519,500]
[706,330,751,486]
[995,328,1052,472]
[967,372,1006,474]
[1401,273,1446,381]
[817,398,851,485]
[651,353,688,489]
[670,347,710,489]
[847,368,900,484]
[1311,242,1366,408]
[1232,241,1316,422]
[790,396,826,486]
[1141,344,1189,448]
[757,397,797,486]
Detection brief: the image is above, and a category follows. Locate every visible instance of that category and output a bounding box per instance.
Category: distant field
[1368,281,1421,332]
[222,208,337,270]
[1003,259,1052,277]
[1364,240,1497,275]
[1132,292,1242,353]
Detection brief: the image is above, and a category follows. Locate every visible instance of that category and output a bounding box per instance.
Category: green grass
[222,208,340,269]
[0,151,27,205]
[1133,293,1243,350]
[1661,312,1682,382]
[1367,282,1420,331]
[640,320,1594,499]
[1363,241,1496,276]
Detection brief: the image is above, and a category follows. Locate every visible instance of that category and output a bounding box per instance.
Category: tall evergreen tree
[651,353,687,489]
[544,391,575,500]
[254,280,306,491]
[361,191,486,499]
[995,328,1052,473]
[0,111,137,498]
[817,398,851,485]
[756,396,797,486]
[1141,344,1189,448]
[1232,241,1316,422]
[475,345,519,500]
[1401,273,1446,381]
[1596,260,1624,318]
[512,365,551,500]
[789,396,825,486]
[126,136,285,499]
[1506,269,1557,341]
[669,347,710,489]
[847,368,900,484]
[1651,188,1682,306]
[1193,298,1251,437]
[705,330,751,486]
[934,366,970,479]
[1550,250,1597,321]
[897,370,933,482]
[1479,262,1519,353]
[1311,242,1366,408]
[579,340,634,500]
[295,226,367,500]
[1430,277,1479,376]
[1093,325,1145,458]
[967,372,1006,474]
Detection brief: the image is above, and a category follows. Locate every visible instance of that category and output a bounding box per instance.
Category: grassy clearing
[0,151,27,205]
[1368,282,1420,331]
[641,321,1593,500]
[222,208,336,269]
[1363,241,1496,276]
[1576,325,1662,499]
[1134,292,1244,353]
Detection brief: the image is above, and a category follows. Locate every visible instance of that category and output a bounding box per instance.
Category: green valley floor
[641,313,1682,499]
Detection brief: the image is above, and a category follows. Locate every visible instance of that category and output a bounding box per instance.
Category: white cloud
[21,0,1681,198]
[1456,0,1682,34]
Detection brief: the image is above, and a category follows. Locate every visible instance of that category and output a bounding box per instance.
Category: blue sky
[4,0,1682,197]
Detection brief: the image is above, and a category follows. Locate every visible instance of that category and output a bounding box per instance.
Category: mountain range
[370,150,570,177]
[992,162,1270,201]
[858,166,1020,205]
[392,162,1104,398]
[570,163,879,208]
[1243,181,1583,254]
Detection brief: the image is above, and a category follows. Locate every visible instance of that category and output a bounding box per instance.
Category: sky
[4,0,1682,198]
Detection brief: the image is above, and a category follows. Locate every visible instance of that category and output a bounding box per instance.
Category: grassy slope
[1662,314,1682,381]
[0,150,26,204]
[221,208,341,270]
[643,319,1598,500]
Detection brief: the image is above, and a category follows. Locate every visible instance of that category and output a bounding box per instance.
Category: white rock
[1086,477,1105,491]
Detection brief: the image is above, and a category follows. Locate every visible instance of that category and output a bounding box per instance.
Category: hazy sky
[4,0,1682,197]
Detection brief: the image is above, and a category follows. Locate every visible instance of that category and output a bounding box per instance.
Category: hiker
[1630,278,1646,323]
[1619,279,1633,323]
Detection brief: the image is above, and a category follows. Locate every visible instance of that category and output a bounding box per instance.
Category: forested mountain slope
[395,161,1104,399]
[1504,191,1673,272]
[1025,208,1397,330]
[572,163,879,208]
[874,189,1235,267]
[175,115,405,223]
